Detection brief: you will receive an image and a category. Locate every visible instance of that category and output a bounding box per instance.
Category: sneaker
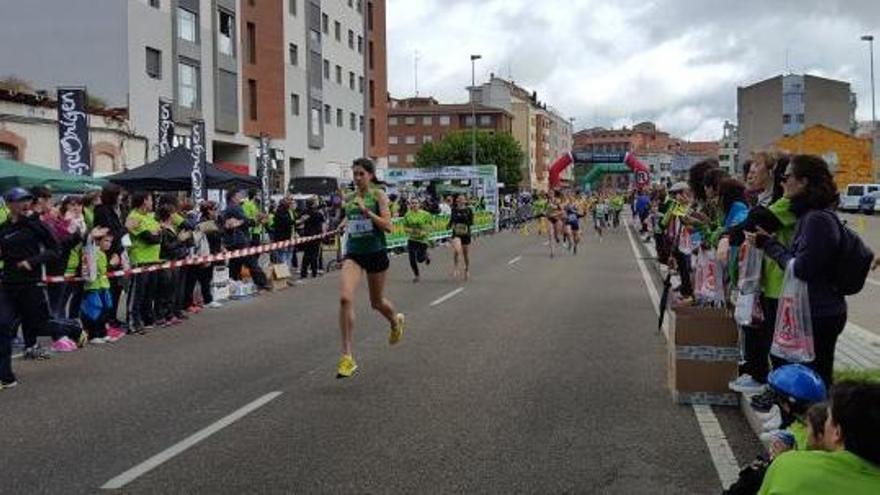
[105,331,123,343]
[750,389,777,413]
[23,346,51,360]
[155,319,167,328]
[425,257,431,265]
[77,331,89,348]
[187,305,203,314]
[729,374,766,394]
[89,337,109,345]
[130,324,147,336]
[52,338,77,353]
[0,380,17,390]
[389,313,406,345]
[206,301,223,309]
[336,354,358,378]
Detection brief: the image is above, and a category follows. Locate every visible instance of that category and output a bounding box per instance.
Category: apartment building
[0,0,387,189]
[386,97,513,167]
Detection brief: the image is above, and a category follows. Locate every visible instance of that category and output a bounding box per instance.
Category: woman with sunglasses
[336,158,405,379]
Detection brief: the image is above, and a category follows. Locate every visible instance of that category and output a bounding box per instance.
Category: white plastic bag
[734,292,765,326]
[771,260,815,363]
[81,237,98,282]
[738,241,763,295]
[697,249,725,306]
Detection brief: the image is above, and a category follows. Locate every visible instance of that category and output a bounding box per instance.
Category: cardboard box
[668,306,740,406]
[271,263,291,291]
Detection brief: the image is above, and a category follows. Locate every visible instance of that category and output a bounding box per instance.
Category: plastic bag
[734,292,765,326]
[697,249,725,307]
[737,241,763,295]
[771,260,815,363]
[81,237,98,282]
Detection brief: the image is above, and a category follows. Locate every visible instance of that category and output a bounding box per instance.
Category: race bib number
[453,223,469,236]
[347,218,374,236]
[567,213,579,223]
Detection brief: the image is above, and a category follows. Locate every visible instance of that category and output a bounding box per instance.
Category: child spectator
[80,233,123,344]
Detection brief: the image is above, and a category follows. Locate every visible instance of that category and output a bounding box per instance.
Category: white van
[841,183,880,211]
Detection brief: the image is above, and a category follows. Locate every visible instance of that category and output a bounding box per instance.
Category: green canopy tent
[0,158,106,194]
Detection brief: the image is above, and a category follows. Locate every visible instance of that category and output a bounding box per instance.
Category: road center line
[624,222,740,490]
[430,287,464,307]
[507,256,522,265]
[101,391,283,490]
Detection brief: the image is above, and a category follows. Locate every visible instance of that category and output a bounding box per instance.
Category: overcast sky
[386,0,880,141]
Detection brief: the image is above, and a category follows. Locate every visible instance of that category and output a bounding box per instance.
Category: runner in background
[610,193,625,229]
[564,194,583,254]
[448,193,474,280]
[336,158,405,379]
[403,198,432,283]
[592,195,608,241]
[533,192,549,236]
[548,190,565,244]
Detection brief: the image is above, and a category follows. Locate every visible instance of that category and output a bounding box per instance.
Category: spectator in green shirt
[403,198,433,282]
[125,192,161,334]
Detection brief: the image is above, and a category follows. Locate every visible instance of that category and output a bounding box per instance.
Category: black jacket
[272,207,294,241]
[93,204,126,256]
[0,214,60,285]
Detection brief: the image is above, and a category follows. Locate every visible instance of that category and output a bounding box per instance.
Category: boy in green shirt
[80,233,121,344]
[403,198,433,282]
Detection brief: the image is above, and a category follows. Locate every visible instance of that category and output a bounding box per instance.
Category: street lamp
[862,35,876,130]
[470,54,482,166]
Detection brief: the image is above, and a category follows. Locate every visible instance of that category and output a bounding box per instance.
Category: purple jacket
[763,209,846,318]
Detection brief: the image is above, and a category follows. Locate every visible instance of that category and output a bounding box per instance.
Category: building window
[357,36,363,54]
[311,105,321,137]
[359,115,364,132]
[369,117,375,146]
[389,117,398,126]
[367,1,374,30]
[423,135,433,143]
[389,135,398,144]
[290,93,300,115]
[369,80,375,108]
[389,155,399,164]
[323,59,330,79]
[246,22,256,63]
[406,154,415,163]
[350,112,356,130]
[480,115,492,126]
[309,29,320,45]
[335,65,342,84]
[218,10,235,56]
[334,21,341,41]
[783,114,791,124]
[348,30,354,49]
[464,116,475,126]
[337,108,343,127]
[422,116,432,126]
[348,0,353,6]
[145,47,162,79]
[322,13,328,34]
[358,76,364,93]
[178,60,199,108]
[149,0,160,9]
[439,115,450,126]
[247,79,257,120]
[405,135,416,144]
[324,104,331,125]
[368,41,374,69]
[288,44,298,66]
[349,71,355,90]
[405,116,415,125]
[289,0,296,16]
[178,8,197,43]
[796,113,805,124]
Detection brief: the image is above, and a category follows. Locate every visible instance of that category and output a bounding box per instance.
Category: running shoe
[89,337,109,345]
[52,338,77,353]
[389,313,406,345]
[206,301,223,309]
[0,380,17,390]
[728,374,766,394]
[105,331,123,343]
[336,354,358,378]
[187,305,203,314]
[23,345,51,360]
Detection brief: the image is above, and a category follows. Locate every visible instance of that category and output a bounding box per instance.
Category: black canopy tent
[106,146,260,192]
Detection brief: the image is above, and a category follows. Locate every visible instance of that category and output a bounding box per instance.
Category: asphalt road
[0,225,761,494]
[839,212,880,338]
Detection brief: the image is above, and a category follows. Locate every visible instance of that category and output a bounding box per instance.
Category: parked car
[858,190,880,215]
[841,183,880,212]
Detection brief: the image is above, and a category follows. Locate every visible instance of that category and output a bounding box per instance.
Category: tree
[415,130,524,186]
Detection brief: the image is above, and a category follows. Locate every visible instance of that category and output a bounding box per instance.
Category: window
[357,35,363,54]
[348,0,353,7]
[290,94,300,115]
[311,105,321,137]
[322,13,328,34]
[389,155,399,164]
[369,117,375,146]
[359,116,364,132]
[796,113,805,124]
[218,10,234,56]
[464,116,475,126]
[309,29,320,45]
[349,71,355,90]
[423,135,433,143]
[178,60,199,108]
[406,154,415,163]
[323,59,330,79]
[404,116,415,125]
[289,0,296,16]
[439,115,451,126]
[335,65,342,84]
[357,0,363,14]
[480,115,492,126]
[422,116,432,125]
[336,108,343,127]
[178,8,197,43]
[405,135,416,144]
[367,1,374,30]
[247,79,257,119]
[348,30,354,49]
[149,0,160,8]
[246,22,256,63]
[783,114,792,124]
[358,76,364,93]
[289,44,298,66]
[324,104,331,124]
[389,117,398,125]
[350,112,356,130]
[369,80,375,107]
[145,47,161,79]
[368,41,374,69]
[389,135,398,144]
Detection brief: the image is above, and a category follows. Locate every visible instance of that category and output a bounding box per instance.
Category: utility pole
[470,54,482,166]
[862,35,876,130]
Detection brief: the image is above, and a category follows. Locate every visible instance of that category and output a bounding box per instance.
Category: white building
[718,120,739,175]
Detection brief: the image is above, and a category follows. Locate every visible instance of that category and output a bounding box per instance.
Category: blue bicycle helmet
[768,364,827,404]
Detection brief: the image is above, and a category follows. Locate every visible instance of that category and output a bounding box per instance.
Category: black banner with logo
[158,100,175,157]
[190,120,207,201]
[258,134,270,212]
[57,87,92,175]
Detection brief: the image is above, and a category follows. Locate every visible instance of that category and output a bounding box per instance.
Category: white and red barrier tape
[42,231,338,284]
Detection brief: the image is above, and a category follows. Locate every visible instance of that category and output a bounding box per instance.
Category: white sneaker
[89,337,109,345]
[206,301,223,309]
[728,374,766,394]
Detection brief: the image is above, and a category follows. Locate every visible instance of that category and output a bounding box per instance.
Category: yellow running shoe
[336,354,357,378]
[389,313,406,345]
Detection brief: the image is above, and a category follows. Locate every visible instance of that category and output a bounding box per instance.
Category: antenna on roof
[414,50,420,97]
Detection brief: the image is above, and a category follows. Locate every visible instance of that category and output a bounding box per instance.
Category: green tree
[414,130,524,186]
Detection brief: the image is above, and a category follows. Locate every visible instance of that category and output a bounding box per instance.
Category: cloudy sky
[386,0,880,141]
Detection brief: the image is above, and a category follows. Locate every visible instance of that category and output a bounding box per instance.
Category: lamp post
[863,35,876,130]
[470,54,482,166]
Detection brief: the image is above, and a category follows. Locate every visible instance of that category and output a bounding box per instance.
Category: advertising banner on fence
[384,165,498,219]
[190,119,207,201]
[56,87,92,176]
[158,100,175,158]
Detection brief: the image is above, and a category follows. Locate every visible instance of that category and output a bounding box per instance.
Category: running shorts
[453,234,472,246]
[345,250,390,274]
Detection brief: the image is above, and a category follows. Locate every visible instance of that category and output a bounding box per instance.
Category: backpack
[827,211,874,296]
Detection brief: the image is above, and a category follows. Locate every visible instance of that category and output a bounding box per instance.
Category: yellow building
[774,125,874,190]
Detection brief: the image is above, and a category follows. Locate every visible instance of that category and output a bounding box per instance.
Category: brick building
[775,124,874,190]
[386,97,513,167]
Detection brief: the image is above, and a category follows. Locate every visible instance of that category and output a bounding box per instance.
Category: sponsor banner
[190,120,207,201]
[158,100,175,157]
[385,211,496,249]
[57,87,92,175]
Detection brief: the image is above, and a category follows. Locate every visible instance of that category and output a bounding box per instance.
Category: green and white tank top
[344,189,386,255]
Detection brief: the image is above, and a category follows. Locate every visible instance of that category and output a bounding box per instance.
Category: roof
[389,103,513,118]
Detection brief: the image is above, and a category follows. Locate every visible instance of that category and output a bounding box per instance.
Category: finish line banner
[57,87,92,176]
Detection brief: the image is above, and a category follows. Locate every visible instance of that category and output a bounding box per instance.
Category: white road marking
[624,223,740,490]
[507,256,522,265]
[866,277,880,288]
[430,287,465,307]
[101,392,283,490]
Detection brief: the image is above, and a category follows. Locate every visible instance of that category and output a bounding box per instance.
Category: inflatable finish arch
[548,150,651,189]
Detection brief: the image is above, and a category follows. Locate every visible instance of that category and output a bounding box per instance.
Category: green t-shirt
[127,209,161,265]
[84,206,94,230]
[759,450,880,495]
[242,198,263,235]
[344,189,386,255]
[403,210,432,243]
[85,250,110,291]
